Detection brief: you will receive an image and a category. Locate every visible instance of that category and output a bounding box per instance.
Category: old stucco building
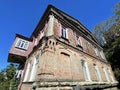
[8,5,118,90]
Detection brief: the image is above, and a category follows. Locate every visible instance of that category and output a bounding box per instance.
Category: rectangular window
[16,39,29,50]
[94,64,102,81]
[81,60,91,81]
[61,26,68,39]
[100,51,106,60]
[76,35,81,46]
[23,61,31,82]
[39,30,44,40]
[29,56,38,81]
[108,69,114,82]
[94,47,99,57]
[103,68,110,82]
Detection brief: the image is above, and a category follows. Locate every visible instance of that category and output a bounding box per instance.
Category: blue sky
[0,0,119,70]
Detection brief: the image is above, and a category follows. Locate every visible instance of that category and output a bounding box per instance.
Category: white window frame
[76,35,81,46]
[103,68,110,82]
[34,38,37,46]
[94,47,99,57]
[108,69,114,82]
[29,55,39,81]
[15,38,29,50]
[61,26,68,39]
[40,30,44,40]
[16,70,23,79]
[23,61,31,82]
[81,60,91,81]
[94,64,102,81]
[100,50,106,60]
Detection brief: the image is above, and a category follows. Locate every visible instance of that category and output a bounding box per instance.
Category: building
[8,5,118,90]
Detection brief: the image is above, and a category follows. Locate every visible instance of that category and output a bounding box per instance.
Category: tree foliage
[92,2,120,87]
[0,64,18,90]
[93,2,120,45]
[103,37,120,84]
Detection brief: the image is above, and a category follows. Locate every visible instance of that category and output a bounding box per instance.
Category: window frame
[94,47,99,57]
[94,64,102,81]
[76,35,81,46]
[81,60,91,81]
[108,69,114,82]
[100,50,106,60]
[15,38,29,50]
[103,68,110,82]
[61,26,68,39]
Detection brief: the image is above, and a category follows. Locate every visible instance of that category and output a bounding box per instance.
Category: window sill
[61,36,69,41]
[15,47,28,51]
[76,44,83,50]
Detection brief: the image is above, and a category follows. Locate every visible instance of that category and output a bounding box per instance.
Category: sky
[0,0,119,70]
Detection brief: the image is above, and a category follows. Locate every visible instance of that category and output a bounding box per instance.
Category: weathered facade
[8,5,118,90]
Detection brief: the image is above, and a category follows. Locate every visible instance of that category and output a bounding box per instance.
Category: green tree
[93,1,120,88]
[0,64,18,90]
[103,37,120,86]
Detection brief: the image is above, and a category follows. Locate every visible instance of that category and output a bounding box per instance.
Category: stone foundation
[21,81,118,90]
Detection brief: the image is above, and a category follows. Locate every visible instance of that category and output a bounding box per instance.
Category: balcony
[8,34,33,63]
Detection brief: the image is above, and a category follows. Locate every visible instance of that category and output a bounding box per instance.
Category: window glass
[62,26,66,38]
[16,39,29,50]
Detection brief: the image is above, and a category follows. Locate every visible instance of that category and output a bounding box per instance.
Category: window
[34,38,37,46]
[94,64,102,81]
[108,69,114,82]
[103,68,110,82]
[29,55,39,81]
[76,35,81,46]
[23,61,31,82]
[81,60,91,81]
[16,70,23,79]
[40,30,44,40]
[94,47,99,57]
[16,39,29,50]
[61,26,68,39]
[100,51,106,60]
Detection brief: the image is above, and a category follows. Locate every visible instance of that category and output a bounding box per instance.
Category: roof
[16,34,32,41]
[30,4,99,45]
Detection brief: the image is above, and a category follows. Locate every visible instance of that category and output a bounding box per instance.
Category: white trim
[79,36,83,46]
[81,60,91,81]
[40,30,44,40]
[23,62,30,82]
[103,68,110,82]
[34,38,37,46]
[94,47,99,57]
[85,62,91,81]
[94,65,102,81]
[29,55,39,81]
[29,58,37,81]
[108,69,114,82]
[66,28,69,39]
[46,15,54,36]
[15,38,29,50]
[100,51,106,60]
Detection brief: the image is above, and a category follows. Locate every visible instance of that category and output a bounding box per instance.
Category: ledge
[22,81,118,87]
